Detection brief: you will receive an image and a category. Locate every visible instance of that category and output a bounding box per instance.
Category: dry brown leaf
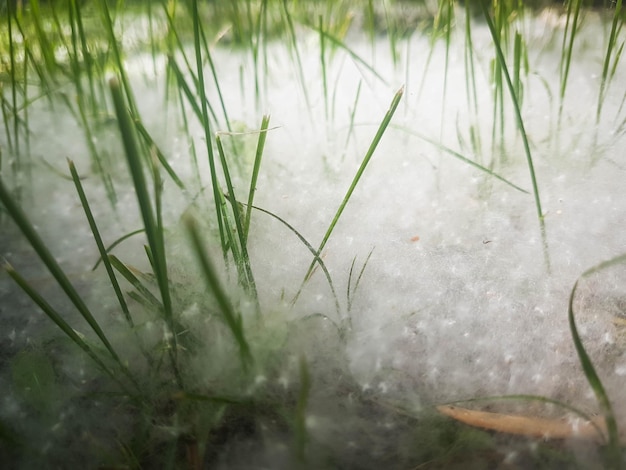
[436,404,607,442]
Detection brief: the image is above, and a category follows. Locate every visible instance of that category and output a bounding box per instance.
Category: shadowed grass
[69,159,133,327]
[2,262,131,392]
[184,214,253,370]
[568,253,626,469]
[109,77,182,387]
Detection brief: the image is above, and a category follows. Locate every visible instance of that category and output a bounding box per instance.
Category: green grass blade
[109,78,181,386]
[109,254,164,312]
[342,80,363,161]
[92,229,145,271]
[96,0,138,116]
[319,15,329,125]
[559,0,583,109]
[198,21,234,135]
[392,125,529,194]
[216,136,258,300]
[294,87,402,302]
[249,203,341,317]
[244,114,270,243]
[69,159,133,327]
[191,0,228,260]
[306,24,389,86]
[596,0,623,126]
[480,0,550,271]
[568,253,626,468]
[3,262,126,389]
[184,214,253,370]
[0,176,120,363]
[134,121,186,191]
[281,0,312,115]
[347,248,374,313]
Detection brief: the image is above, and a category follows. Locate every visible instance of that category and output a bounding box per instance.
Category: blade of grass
[306,24,389,86]
[342,80,363,162]
[243,114,270,243]
[595,0,623,131]
[3,262,132,393]
[109,255,164,312]
[109,77,182,387]
[293,87,403,305]
[463,5,483,157]
[568,253,626,468]
[185,214,253,370]
[558,0,583,133]
[69,159,133,327]
[215,136,258,300]
[480,0,550,272]
[281,0,312,118]
[134,121,186,191]
[92,229,145,271]
[191,0,228,263]
[391,124,529,194]
[347,248,374,313]
[248,203,341,317]
[0,176,121,364]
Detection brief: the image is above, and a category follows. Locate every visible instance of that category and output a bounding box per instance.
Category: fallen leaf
[436,404,607,442]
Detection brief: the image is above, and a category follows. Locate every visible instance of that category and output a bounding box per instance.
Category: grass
[1,0,626,468]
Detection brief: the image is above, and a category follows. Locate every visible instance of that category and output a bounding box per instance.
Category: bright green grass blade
[191,0,228,260]
[567,253,626,468]
[69,159,133,327]
[392,124,529,194]
[0,176,120,363]
[294,87,403,304]
[480,1,550,272]
[185,214,253,370]
[215,136,258,300]
[244,114,270,243]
